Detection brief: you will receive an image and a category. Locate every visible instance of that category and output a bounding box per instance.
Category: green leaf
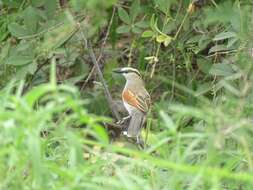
[2,0,22,8]
[5,55,34,66]
[0,40,10,62]
[23,6,39,34]
[118,7,131,24]
[130,0,140,21]
[8,23,29,38]
[156,34,172,46]
[156,34,167,43]
[163,36,172,47]
[142,30,154,38]
[40,21,76,51]
[64,59,89,85]
[208,45,228,54]
[155,0,172,15]
[197,58,212,74]
[198,36,212,51]
[213,32,237,41]
[93,125,109,144]
[135,21,148,28]
[15,63,37,80]
[132,26,142,34]
[27,61,38,74]
[150,14,156,31]
[27,131,43,183]
[31,0,45,7]
[0,22,8,42]
[195,82,213,96]
[45,0,57,19]
[209,63,234,77]
[186,35,202,44]
[160,110,176,134]
[116,25,130,33]
[227,37,238,48]
[24,84,55,107]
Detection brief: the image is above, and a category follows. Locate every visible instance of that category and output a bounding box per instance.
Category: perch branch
[78,25,121,122]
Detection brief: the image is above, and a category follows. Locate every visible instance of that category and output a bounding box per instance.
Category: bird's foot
[116,116,131,125]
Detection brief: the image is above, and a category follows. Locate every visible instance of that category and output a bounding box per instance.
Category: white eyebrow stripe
[121,67,141,76]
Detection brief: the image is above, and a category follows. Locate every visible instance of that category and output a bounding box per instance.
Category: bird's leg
[116,115,131,125]
[116,115,131,135]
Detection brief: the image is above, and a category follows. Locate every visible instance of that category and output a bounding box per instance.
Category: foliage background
[0,0,253,189]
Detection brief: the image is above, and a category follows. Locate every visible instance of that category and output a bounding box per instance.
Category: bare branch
[78,22,121,121]
[81,7,116,90]
[86,40,121,121]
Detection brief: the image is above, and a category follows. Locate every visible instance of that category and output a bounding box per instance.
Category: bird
[113,67,150,145]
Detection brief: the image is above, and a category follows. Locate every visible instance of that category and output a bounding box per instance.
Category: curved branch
[78,26,121,121]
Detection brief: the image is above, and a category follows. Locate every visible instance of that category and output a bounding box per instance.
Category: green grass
[0,63,253,189]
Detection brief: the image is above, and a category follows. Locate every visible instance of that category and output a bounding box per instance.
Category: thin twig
[127,38,135,66]
[174,10,189,40]
[23,59,50,93]
[81,7,116,90]
[100,7,116,50]
[81,65,95,90]
[86,40,121,121]
[78,22,121,121]
[150,7,170,78]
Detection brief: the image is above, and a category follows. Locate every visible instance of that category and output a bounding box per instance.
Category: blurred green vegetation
[0,0,253,189]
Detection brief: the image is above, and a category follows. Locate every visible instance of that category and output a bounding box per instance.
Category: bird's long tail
[127,111,146,137]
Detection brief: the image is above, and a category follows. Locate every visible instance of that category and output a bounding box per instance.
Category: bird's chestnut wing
[122,89,150,113]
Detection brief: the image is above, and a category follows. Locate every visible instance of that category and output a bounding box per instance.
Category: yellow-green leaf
[142,30,154,38]
[163,36,172,47]
[156,34,167,43]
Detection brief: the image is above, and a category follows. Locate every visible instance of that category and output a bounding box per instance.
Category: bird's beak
[113,68,123,74]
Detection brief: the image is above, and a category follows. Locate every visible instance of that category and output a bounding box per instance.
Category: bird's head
[113,67,142,81]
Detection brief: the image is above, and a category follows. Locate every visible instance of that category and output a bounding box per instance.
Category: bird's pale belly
[123,101,136,115]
